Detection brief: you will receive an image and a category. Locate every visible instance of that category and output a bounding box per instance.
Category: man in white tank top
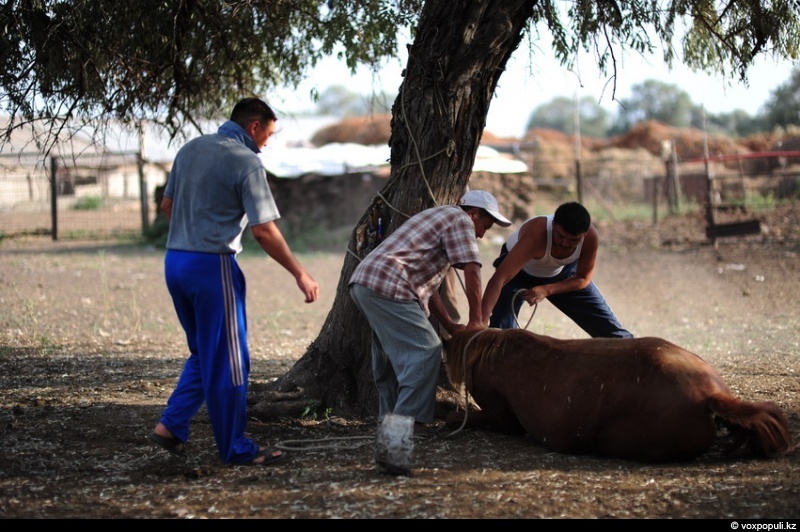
[481,202,632,338]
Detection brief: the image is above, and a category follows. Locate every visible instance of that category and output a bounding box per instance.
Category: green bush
[72,196,103,210]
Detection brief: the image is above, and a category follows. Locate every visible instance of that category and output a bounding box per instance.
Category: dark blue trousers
[488,249,633,338]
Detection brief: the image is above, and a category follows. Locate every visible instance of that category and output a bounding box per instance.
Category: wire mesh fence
[1,152,167,240]
[1,149,797,242]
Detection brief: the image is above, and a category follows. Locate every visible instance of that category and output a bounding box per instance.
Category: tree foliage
[3,0,798,148]
[526,96,610,138]
[314,85,396,117]
[612,79,695,131]
[523,68,800,139]
[0,0,419,147]
[761,65,800,132]
[698,108,765,137]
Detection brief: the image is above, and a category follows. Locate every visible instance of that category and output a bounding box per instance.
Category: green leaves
[2,0,798,150]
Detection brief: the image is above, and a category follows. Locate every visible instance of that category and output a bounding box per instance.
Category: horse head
[443,328,509,391]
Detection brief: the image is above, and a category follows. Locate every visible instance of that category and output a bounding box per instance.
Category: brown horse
[442,328,794,462]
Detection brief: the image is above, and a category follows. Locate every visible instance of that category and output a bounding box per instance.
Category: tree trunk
[250,0,536,421]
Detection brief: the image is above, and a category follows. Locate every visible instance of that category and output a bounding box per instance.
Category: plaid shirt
[349,205,481,316]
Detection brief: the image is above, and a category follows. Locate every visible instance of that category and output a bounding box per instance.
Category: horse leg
[592,405,718,462]
[445,398,526,435]
[708,393,793,457]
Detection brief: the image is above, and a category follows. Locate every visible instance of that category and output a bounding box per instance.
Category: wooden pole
[138,120,149,236]
[573,92,583,203]
[49,156,58,241]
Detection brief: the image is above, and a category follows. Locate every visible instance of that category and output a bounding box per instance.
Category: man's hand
[524,288,543,305]
[464,320,487,332]
[296,272,319,303]
[449,322,466,334]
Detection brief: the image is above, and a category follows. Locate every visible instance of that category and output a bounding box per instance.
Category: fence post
[49,156,58,241]
[653,174,660,225]
[138,151,149,236]
[573,99,583,204]
[669,139,680,214]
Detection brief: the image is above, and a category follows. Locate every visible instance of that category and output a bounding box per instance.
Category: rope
[452,266,466,294]
[345,246,360,261]
[278,290,536,448]
[376,191,412,219]
[440,327,492,439]
[336,83,472,441]
[397,78,441,205]
[511,288,538,329]
[275,435,374,452]
[395,144,453,173]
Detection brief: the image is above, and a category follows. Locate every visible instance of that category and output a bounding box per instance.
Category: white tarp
[473,145,528,174]
[261,142,391,178]
[2,114,528,177]
[261,142,527,179]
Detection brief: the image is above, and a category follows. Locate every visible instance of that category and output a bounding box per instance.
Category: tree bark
[251,0,536,421]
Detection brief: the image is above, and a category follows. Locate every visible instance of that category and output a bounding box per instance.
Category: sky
[269,34,797,139]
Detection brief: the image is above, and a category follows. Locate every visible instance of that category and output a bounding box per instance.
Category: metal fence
[0,151,168,240]
[1,149,797,242]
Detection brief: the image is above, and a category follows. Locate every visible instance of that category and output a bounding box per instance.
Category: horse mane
[443,329,507,391]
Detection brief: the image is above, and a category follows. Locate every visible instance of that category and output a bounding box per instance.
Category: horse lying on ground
[442,328,794,462]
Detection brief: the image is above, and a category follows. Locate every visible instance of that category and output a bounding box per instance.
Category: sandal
[147,432,186,457]
[248,448,288,467]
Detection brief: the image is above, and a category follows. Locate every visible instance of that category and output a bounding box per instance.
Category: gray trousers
[349,283,441,423]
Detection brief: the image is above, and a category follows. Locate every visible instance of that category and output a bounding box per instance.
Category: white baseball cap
[459,190,512,227]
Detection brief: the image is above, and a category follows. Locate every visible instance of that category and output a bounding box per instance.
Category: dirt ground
[1,202,799,519]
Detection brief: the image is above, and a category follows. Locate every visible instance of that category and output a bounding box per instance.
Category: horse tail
[708,393,794,457]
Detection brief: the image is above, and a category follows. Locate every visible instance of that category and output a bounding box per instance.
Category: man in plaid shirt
[349,190,511,433]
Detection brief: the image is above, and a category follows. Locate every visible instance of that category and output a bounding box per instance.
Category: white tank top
[506,214,583,278]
